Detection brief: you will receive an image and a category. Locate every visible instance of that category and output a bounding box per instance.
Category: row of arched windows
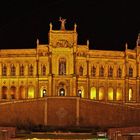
[0,85,133,102]
[79,66,134,77]
[78,87,133,101]
[1,64,47,76]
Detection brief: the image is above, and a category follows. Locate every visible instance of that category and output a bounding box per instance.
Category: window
[91,66,96,77]
[29,65,33,76]
[79,66,83,76]
[116,88,122,101]
[108,67,113,77]
[42,65,46,76]
[117,68,122,78]
[99,66,104,77]
[129,67,133,77]
[90,87,96,99]
[11,64,16,76]
[108,87,113,100]
[20,65,24,76]
[2,64,7,76]
[99,87,105,100]
[129,88,133,101]
[59,58,66,75]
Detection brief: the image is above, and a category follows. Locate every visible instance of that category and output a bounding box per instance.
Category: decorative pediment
[54,39,72,48]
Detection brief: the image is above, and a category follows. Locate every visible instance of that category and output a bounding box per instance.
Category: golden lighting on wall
[28,86,35,98]
[99,87,105,100]
[116,88,122,101]
[129,88,133,101]
[90,87,96,100]
[108,87,113,100]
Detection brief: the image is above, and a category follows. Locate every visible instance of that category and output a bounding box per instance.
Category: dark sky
[0,0,139,50]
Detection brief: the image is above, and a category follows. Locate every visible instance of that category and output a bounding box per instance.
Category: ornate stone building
[0,18,140,103]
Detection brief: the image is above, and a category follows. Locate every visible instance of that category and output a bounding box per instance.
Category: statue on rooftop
[59,17,66,30]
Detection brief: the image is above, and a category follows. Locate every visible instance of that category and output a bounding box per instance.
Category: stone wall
[0,97,140,128]
[0,99,45,126]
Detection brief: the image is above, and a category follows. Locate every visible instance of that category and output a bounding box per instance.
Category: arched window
[79,66,83,76]
[91,66,96,77]
[2,64,7,76]
[129,88,133,101]
[108,87,113,100]
[19,86,26,99]
[28,86,35,98]
[42,65,46,76]
[117,68,122,78]
[20,64,24,76]
[10,86,16,99]
[108,67,113,77]
[90,87,96,100]
[29,65,33,76]
[59,58,66,75]
[99,66,104,77]
[116,88,122,101]
[11,64,16,76]
[129,67,133,77]
[2,86,7,99]
[99,87,105,100]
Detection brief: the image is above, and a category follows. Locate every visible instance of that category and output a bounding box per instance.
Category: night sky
[0,0,139,51]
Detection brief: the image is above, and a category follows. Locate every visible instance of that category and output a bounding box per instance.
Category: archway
[116,88,122,101]
[19,86,26,99]
[99,87,105,100]
[2,86,7,99]
[28,86,35,98]
[59,88,65,96]
[90,87,96,100]
[10,86,16,99]
[40,87,47,97]
[108,87,113,101]
[129,88,133,101]
[77,86,84,98]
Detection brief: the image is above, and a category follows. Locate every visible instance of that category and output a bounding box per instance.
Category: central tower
[48,18,78,96]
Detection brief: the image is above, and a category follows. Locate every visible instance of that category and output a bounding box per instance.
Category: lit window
[59,58,66,75]
[108,67,113,77]
[29,65,33,76]
[99,66,104,77]
[79,66,83,76]
[129,88,133,101]
[91,66,96,77]
[108,87,113,100]
[90,87,96,99]
[117,68,122,78]
[20,65,24,76]
[2,64,7,76]
[116,88,122,101]
[11,65,16,76]
[129,67,133,77]
[99,87,105,100]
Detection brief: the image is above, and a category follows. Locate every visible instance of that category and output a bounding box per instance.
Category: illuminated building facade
[0,18,140,103]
